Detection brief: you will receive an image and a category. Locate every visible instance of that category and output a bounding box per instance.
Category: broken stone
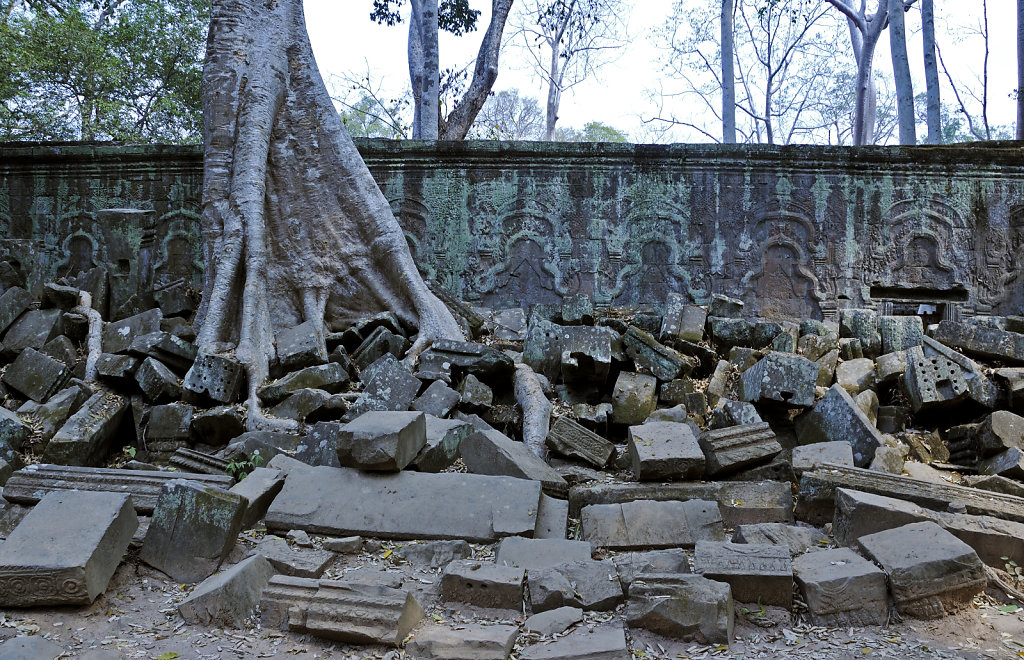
[875,351,908,385]
[0,286,31,336]
[661,295,706,343]
[411,380,460,418]
[693,541,792,606]
[0,408,29,453]
[460,428,567,497]
[42,390,127,466]
[191,404,246,446]
[15,386,84,447]
[230,467,285,529]
[323,536,363,554]
[153,279,195,318]
[410,415,472,473]
[923,335,1000,409]
[260,575,424,646]
[406,623,519,660]
[623,326,696,382]
[740,352,817,408]
[931,320,1024,365]
[613,549,691,590]
[458,374,493,413]
[94,353,140,386]
[39,335,76,368]
[495,537,592,570]
[561,293,594,325]
[879,315,924,354]
[855,389,879,426]
[419,338,515,385]
[792,548,888,626]
[270,388,333,422]
[348,354,421,418]
[257,537,336,577]
[0,635,65,659]
[440,559,524,609]
[524,606,583,636]
[351,326,409,371]
[733,523,829,555]
[698,422,781,477]
[128,331,196,373]
[258,362,348,406]
[903,345,969,413]
[182,352,245,404]
[528,559,624,612]
[328,411,426,471]
[395,540,470,569]
[519,625,628,660]
[559,326,615,386]
[140,479,246,583]
[2,347,68,403]
[2,308,62,357]
[265,466,541,542]
[839,309,881,358]
[626,574,733,644]
[978,448,1024,479]
[177,554,276,628]
[135,356,181,402]
[0,491,137,606]
[611,371,657,426]
[835,357,875,395]
[971,411,1024,459]
[102,308,161,354]
[794,384,883,468]
[857,521,986,619]
[545,415,615,468]
[581,499,725,549]
[492,308,527,341]
[966,473,1024,498]
[534,493,569,540]
[276,320,327,372]
[627,421,704,481]
[792,441,854,475]
[709,399,762,429]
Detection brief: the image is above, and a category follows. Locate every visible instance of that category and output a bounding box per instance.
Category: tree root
[514,363,552,460]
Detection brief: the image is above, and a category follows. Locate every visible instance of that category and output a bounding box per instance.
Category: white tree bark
[1019,0,1024,139]
[193,0,463,422]
[409,0,440,139]
[721,0,736,143]
[922,0,940,143]
[829,0,890,145]
[888,0,915,144]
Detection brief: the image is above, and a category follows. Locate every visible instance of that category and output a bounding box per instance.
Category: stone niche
[2,140,1024,320]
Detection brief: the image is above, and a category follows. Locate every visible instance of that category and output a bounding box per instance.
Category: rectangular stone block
[330,411,426,471]
[460,428,567,497]
[0,491,137,606]
[904,345,969,413]
[265,465,541,542]
[560,326,614,385]
[230,467,286,529]
[440,559,525,609]
[2,463,234,513]
[661,295,706,343]
[793,548,887,626]
[178,554,276,628]
[519,625,628,660]
[0,286,32,336]
[535,493,568,539]
[628,421,704,480]
[42,390,127,466]
[496,537,592,570]
[581,499,725,549]
[102,308,162,354]
[626,574,732,644]
[183,352,245,404]
[546,415,615,468]
[2,347,69,403]
[412,415,472,472]
[407,623,518,660]
[699,422,781,476]
[931,320,1024,365]
[612,371,658,425]
[794,384,883,467]
[623,326,696,381]
[740,352,818,408]
[693,541,792,607]
[260,575,424,646]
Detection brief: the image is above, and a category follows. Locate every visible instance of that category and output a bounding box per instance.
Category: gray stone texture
[395,540,471,569]
[546,415,616,468]
[794,384,883,467]
[792,548,888,626]
[460,428,567,497]
[406,623,519,660]
[622,326,696,381]
[611,371,657,426]
[518,625,629,660]
[524,606,583,635]
[102,308,162,354]
[528,559,624,612]
[495,537,592,570]
[177,554,276,628]
[626,574,733,644]
[698,422,781,477]
[792,441,855,474]
[331,411,426,471]
[229,467,286,529]
[628,421,704,481]
[693,541,792,606]
[256,537,336,578]
[412,415,472,472]
[903,345,969,413]
[2,347,68,403]
[581,499,725,549]
[740,352,818,408]
[733,523,829,555]
[440,560,525,609]
[183,352,245,404]
[42,389,127,466]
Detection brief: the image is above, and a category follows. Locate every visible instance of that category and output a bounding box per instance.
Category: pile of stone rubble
[0,280,1022,659]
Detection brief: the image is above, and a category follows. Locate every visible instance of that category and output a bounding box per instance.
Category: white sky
[303,1,1019,143]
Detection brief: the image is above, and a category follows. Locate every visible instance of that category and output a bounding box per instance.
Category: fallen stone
[524,606,583,636]
[740,352,817,408]
[581,499,725,549]
[412,416,472,473]
[183,352,245,404]
[528,559,624,612]
[258,362,348,406]
[879,315,923,354]
[2,308,62,356]
[406,623,518,660]
[128,331,197,372]
[265,466,541,542]
[140,479,246,583]
[561,293,594,325]
[0,409,28,454]
[257,537,336,578]
[661,295,706,343]
[230,467,286,529]
[260,575,424,646]
[323,536,363,554]
[102,308,161,354]
[903,345,969,413]
[348,354,421,417]
[611,372,657,426]
[546,415,615,468]
[931,320,1024,365]
[965,474,1024,498]
[496,537,592,570]
[0,491,137,606]
[270,388,333,422]
[792,548,888,626]
[855,389,879,425]
[628,421,704,481]
[276,320,328,371]
[460,428,567,497]
[535,493,568,540]
[169,447,228,475]
[733,523,829,555]
[2,347,68,403]
[135,356,181,402]
[0,635,66,659]
[440,560,524,609]
[177,554,276,628]
[395,540,471,569]
[693,541,792,606]
[518,625,629,660]
[922,335,1000,410]
[191,404,246,445]
[570,480,794,527]
[560,326,615,386]
[411,380,461,418]
[978,448,1024,479]
[835,357,875,395]
[94,353,140,386]
[857,521,986,619]
[839,309,881,358]
[794,384,883,467]
[417,339,515,385]
[626,574,733,644]
[330,411,426,471]
[352,326,409,371]
[612,549,691,591]
[623,326,696,381]
[0,286,32,336]
[708,399,762,429]
[705,360,732,408]
[42,390,127,466]
[698,422,781,477]
[792,441,854,474]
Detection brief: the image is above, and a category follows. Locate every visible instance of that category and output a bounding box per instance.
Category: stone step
[2,464,234,514]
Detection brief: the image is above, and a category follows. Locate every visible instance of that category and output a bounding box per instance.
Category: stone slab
[581,499,725,549]
[2,347,69,403]
[519,625,629,660]
[792,548,888,626]
[230,467,286,529]
[535,493,569,540]
[440,560,524,609]
[732,523,829,555]
[528,559,624,612]
[0,491,137,606]
[257,537,336,578]
[42,389,127,466]
[495,537,592,570]
[626,574,733,645]
[460,428,567,497]
[698,422,781,476]
[177,554,276,628]
[406,623,519,660]
[794,385,884,467]
[265,465,541,542]
[693,541,792,607]
[628,421,704,481]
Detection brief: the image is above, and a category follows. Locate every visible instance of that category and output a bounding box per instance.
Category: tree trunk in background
[193,0,462,424]
[1018,0,1024,139]
[721,0,736,143]
[440,0,514,140]
[544,38,562,140]
[888,0,915,144]
[830,0,888,145]
[922,0,940,143]
[409,0,440,139]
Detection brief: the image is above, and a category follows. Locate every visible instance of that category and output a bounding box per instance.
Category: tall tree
[513,0,626,140]
[372,0,514,139]
[887,0,915,144]
[721,0,735,143]
[195,0,462,427]
[921,0,940,143]
[469,87,545,139]
[1019,0,1024,139]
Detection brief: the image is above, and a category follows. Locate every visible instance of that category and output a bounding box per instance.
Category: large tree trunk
[1018,0,1024,139]
[721,0,736,144]
[194,0,463,423]
[544,39,562,141]
[888,0,915,144]
[440,0,514,140]
[922,0,940,143]
[409,0,441,139]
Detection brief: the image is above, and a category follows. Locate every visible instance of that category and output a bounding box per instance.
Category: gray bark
[440,0,515,140]
[193,0,462,422]
[514,363,551,460]
[922,0,940,143]
[1019,0,1024,139]
[409,0,424,137]
[721,0,736,143]
[829,0,889,145]
[888,0,915,144]
[409,0,440,139]
[544,37,563,141]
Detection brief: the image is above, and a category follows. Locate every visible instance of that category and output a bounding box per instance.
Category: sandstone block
[628,421,704,481]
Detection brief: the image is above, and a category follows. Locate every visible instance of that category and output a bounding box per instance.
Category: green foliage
[370,0,480,36]
[2,0,208,142]
[338,90,410,139]
[225,451,265,481]
[555,121,630,143]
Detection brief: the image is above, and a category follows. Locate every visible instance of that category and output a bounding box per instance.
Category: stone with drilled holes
[0,491,137,606]
[792,548,888,626]
[626,574,733,644]
[903,345,969,413]
[581,499,725,549]
[693,541,792,607]
[856,521,986,619]
[440,560,525,609]
[183,352,245,404]
[177,554,276,628]
[627,422,704,481]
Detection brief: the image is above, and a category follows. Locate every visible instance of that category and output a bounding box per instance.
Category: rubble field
[0,283,1022,659]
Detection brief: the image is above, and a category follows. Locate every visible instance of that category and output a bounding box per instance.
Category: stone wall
[2,140,1023,321]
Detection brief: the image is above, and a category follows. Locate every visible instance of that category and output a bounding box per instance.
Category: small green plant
[226,452,265,480]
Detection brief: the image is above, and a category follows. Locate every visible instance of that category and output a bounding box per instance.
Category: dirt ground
[1,531,1022,660]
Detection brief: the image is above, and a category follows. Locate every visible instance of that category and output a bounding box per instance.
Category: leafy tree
[555,121,628,142]
[1,0,208,142]
[469,88,545,140]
